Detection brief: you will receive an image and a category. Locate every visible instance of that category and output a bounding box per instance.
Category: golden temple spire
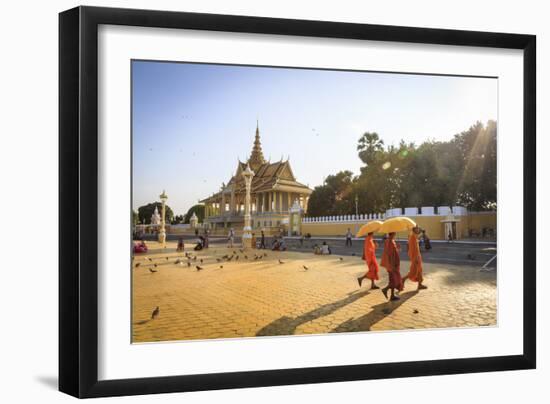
[248,120,266,170]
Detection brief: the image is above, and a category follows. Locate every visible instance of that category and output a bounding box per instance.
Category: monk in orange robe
[403,226,427,290]
[357,232,380,289]
[381,232,403,301]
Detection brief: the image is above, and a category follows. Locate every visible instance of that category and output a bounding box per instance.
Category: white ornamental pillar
[158,190,168,245]
[241,164,255,248]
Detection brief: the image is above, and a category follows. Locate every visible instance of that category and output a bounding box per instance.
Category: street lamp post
[158,190,168,245]
[355,194,359,233]
[241,164,255,248]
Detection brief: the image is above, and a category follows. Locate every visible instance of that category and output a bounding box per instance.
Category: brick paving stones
[132,241,496,343]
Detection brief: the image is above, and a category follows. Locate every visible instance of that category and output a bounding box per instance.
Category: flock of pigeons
[134,247,350,321]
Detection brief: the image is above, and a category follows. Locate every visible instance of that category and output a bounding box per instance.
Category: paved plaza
[132,241,497,343]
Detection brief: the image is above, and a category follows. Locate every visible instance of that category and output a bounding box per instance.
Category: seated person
[279,238,287,251]
[313,244,321,255]
[133,239,148,253]
[320,241,331,255]
[272,238,281,251]
[194,236,205,251]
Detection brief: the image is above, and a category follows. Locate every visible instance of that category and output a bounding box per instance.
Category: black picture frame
[59,5,536,398]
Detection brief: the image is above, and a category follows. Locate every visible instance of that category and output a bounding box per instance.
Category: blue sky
[132,60,497,215]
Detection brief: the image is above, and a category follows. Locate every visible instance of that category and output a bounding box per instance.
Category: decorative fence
[303,206,468,223]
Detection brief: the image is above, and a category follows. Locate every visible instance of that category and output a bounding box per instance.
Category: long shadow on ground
[329,290,418,333]
[256,289,370,336]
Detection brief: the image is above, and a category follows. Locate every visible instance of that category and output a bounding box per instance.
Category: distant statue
[151,206,161,225]
[190,212,199,228]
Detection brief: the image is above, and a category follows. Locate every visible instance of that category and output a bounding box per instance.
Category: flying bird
[151,306,159,319]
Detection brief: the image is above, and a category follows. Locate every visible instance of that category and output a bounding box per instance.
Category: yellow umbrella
[379,216,417,233]
[356,221,383,237]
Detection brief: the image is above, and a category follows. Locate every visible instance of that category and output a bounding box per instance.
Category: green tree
[137,202,174,224]
[357,132,384,166]
[307,171,355,216]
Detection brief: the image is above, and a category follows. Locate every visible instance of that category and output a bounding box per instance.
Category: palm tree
[357,132,384,166]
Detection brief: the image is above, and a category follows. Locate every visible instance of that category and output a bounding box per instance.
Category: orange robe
[363,235,379,280]
[381,238,403,290]
[407,233,423,282]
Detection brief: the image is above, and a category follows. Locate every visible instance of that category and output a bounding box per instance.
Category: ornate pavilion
[201,123,312,233]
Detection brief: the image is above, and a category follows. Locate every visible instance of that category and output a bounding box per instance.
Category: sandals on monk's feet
[382,288,389,299]
[390,295,401,301]
[418,284,428,290]
[357,277,363,288]
[371,285,380,290]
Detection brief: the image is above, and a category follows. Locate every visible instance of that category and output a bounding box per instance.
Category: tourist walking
[345,228,353,247]
[227,228,235,248]
[259,230,266,249]
[381,232,403,301]
[177,237,185,252]
[402,226,427,290]
[357,232,380,289]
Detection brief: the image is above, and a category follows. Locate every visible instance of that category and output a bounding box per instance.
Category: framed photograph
[59,6,536,398]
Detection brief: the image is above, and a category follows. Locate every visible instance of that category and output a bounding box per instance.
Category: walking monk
[357,232,380,289]
[381,232,403,301]
[403,226,427,290]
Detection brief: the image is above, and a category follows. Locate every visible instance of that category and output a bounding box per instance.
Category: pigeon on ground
[339,257,344,261]
[219,265,223,269]
[153,263,158,268]
[244,255,248,259]
[279,259,284,264]
[135,263,140,268]
[149,268,157,273]
[193,256,197,261]
[263,253,267,257]
[200,258,203,264]
[239,249,244,253]
[166,257,169,261]
[413,309,419,314]
[187,262,191,267]
[303,265,309,271]
[196,265,203,271]
[216,258,221,263]
[148,257,153,262]
[175,259,181,265]
[235,255,239,261]
[151,306,159,319]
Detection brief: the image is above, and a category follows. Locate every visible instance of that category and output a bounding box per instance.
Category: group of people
[357,226,427,301]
